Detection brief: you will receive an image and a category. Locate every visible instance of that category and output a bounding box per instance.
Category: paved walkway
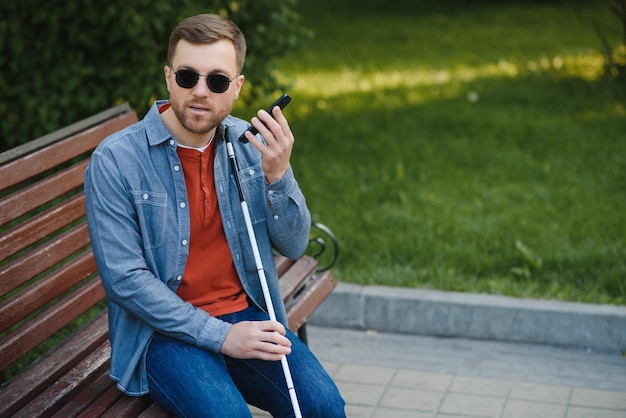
[251,325,626,417]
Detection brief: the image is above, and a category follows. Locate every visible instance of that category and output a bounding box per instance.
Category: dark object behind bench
[0,103,338,417]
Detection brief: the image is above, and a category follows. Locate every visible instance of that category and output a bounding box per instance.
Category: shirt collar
[145,100,175,147]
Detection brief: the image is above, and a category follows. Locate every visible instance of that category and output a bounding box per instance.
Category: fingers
[245,107,293,147]
[268,105,290,135]
[220,320,292,361]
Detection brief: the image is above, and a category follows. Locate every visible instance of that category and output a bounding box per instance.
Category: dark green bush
[0,0,309,151]
[592,0,626,100]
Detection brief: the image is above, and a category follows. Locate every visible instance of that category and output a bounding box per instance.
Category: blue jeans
[146,306,346,417]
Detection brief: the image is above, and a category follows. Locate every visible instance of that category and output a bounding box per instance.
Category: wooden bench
[0,103,338,417]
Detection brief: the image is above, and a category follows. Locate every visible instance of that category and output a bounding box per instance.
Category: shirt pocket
[131,190,167,249]
[238,163,267,224]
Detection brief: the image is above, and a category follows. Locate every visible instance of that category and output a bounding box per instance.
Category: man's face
[165,38,244,137]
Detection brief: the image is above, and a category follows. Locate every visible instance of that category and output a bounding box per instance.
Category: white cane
[225,135,303,418]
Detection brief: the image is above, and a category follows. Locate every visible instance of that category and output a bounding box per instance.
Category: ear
[164,65,172,92]
[233,74,245,100]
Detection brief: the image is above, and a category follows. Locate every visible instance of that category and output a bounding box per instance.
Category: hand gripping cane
[225,135,303,418]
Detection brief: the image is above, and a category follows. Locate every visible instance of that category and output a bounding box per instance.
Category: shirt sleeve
[264,165,312,259]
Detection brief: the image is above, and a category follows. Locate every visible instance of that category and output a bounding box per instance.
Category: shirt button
[268,190,274,195]
[182,239,188,246]
[143,194,149,200]
[273,215,279,220]
[176,275,182,281]
[169,140,175,146]
[249,169,255,175]
[180,202,186,208]
[174,165,180,172]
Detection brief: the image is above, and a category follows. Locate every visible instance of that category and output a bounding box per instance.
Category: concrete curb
[308,283,626,352]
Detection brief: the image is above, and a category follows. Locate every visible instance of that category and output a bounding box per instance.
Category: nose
[191,76,211,96]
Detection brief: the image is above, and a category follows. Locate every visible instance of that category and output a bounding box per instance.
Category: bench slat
[0,223,91,297]
[79,386,128,417]
[0,160,87,228]
[100,393,155,418]
[50,369,115,418]
[0,251,97,333]
[75,383,126,418]
[12,342,111,418]
[278,255,318,301]
[274,254,296,276]
[0,193,85,261]
[286,270,337,332]
[0,277,105,370]
[138,403,174,418]
[0,314,109,417]
[0,110,137,191]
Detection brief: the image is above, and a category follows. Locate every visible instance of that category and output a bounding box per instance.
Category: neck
[176,131,215,148]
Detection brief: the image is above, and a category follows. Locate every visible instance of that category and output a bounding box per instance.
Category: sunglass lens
[206,74,230,93]
[176,70,199,89]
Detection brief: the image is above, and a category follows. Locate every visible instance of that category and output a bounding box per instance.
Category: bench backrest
[0,103,139,381]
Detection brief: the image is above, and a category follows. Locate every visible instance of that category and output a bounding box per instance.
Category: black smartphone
[238,94,292,143]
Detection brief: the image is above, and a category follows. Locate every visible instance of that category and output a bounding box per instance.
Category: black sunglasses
[170,67,237,93]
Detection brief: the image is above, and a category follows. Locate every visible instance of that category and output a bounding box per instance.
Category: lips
[190,106,208,113]
[188,103,210,114]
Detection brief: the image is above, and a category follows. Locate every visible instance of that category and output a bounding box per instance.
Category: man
[84,13,345,417]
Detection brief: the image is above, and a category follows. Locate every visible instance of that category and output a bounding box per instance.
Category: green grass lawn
[235,0,626,304]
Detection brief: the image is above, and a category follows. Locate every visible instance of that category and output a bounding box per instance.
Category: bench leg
[297,323,308,346]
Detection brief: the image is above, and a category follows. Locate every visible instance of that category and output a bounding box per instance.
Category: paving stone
[449,375,513,397]
[438,393,504,417]
[372,407,433,418]
[335,381,386,407]
[344,404,375,418]
[379,387,443,412]
[567,406,626,418]
[508,382,571,404]
[501,399,567,418]
[334,363,396,386]
[391,370,453,391]
[570,388,626,409]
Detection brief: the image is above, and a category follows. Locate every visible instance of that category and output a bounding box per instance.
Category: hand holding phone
[238,94,292,143]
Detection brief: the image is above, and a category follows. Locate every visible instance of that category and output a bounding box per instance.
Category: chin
[182,116,218,135]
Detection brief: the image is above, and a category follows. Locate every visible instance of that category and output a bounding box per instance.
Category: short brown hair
[167,14,247,73]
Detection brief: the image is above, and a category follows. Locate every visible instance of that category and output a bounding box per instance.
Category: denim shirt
[84,100,311,396]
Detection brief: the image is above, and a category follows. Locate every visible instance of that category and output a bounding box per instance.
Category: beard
[171,99,231,135]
